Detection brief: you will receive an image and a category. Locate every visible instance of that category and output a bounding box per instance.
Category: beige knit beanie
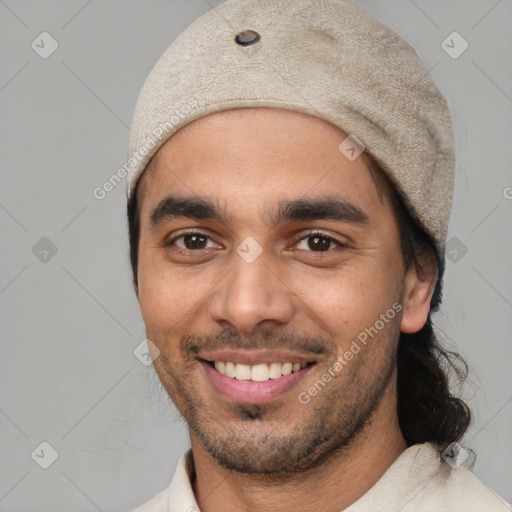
[127,0,455,292]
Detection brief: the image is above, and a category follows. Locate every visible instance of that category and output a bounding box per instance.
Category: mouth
[197,349,318,404]
[204,360,313,381]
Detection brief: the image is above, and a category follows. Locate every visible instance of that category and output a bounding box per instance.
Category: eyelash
[165,229,346,255]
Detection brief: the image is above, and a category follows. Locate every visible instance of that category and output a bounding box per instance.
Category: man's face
[136,108,410,474]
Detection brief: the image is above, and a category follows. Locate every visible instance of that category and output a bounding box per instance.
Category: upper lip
[198,349,317,366]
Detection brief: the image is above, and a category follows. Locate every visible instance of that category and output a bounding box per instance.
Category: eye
[295,232,344,252]
[167,231,218,251]
[165,230,345,255]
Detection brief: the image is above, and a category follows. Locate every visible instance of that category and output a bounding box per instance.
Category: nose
[208,252,295,334]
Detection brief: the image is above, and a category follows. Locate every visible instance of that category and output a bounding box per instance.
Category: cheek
[289,258,402,341]
[137,252,214,334]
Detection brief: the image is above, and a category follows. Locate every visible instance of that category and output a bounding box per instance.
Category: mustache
[182,328,330,357]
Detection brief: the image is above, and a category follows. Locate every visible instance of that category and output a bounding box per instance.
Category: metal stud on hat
[234,29,261,46]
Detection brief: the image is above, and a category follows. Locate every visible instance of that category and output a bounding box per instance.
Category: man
[126,0,510,510]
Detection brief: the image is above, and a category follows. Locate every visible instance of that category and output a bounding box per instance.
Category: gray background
[0,0,511,510]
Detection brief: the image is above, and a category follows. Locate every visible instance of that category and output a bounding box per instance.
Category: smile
[209,361,310,382]
[198,350,318,404]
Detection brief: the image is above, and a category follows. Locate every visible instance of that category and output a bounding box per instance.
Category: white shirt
[132,442,511,511]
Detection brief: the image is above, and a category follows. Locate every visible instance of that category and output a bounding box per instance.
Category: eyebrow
[150,196,226,228]
[149,194,369,229]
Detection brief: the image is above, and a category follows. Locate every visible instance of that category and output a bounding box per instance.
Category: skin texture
[135,108,437,512]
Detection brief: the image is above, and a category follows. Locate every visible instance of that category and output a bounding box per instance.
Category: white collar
[142,442,509,512]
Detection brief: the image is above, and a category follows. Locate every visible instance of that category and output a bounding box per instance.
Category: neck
[190,377,407,512]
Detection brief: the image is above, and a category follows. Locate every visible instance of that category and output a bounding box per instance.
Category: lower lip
[199,360,315,404]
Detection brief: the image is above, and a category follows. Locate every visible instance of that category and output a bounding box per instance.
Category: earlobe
[400,263,438,334]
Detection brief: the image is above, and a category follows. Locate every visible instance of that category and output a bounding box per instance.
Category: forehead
[136,108,387,219]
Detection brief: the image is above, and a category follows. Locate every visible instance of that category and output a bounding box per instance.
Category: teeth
[212,361,309,381]
[251,364,270,382]
[269,362,282,379]
[281,362,292,375]
[225,361,236,378]
[235,363,251,380]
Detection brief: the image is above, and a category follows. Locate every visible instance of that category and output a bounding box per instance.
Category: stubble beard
[153,321,401,477]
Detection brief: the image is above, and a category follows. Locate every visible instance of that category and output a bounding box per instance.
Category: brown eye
[296,233,341,252]
[307,235,332,251]
[182,234,208,250]
[167,231,215,251]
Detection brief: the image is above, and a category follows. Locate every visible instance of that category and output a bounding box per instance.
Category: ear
[400,255,438,334]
